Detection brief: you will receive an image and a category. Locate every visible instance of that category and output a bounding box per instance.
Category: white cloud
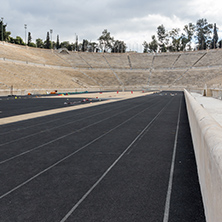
[2,0,222,52]
[109,14,190,52]
[187,0,222,18]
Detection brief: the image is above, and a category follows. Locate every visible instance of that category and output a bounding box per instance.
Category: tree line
[0,18,221,53]
[143,18,220,53]
[0,20,126,53]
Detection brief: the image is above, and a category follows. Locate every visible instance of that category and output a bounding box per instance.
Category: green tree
[168,28,181,52]
[29,42,36,47]
[78,43,82,51]
[111,40,127,53]
[52,41,56,50]
[44,31,51,49]
[143,35,158,53]
[67,43,74,51]
[4,31,11,42]
[181,23,195,51]
[36,38,44,48]
[82,39,88,52]
[60,41,69,48]
[14,36,25,45]
[157,25,169,52]
[0,21,11,42]
[56,35,60,49]
[60,41,73,51]
[143,41,149,53]
[88,42,98,52]
[75,35,79,51]
[9,36,15,44]
[27,32,32,46]
[219,40,222,48]
[195,18,213,50]
[149,35,158,53]
[211,23,218,49]
[98,29,114,52]
[0,20,5,41]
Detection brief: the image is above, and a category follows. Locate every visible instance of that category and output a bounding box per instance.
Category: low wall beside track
[184,89,222,222]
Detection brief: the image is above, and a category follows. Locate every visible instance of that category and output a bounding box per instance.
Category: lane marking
[0,96,137,136]
[0,100,121,125]
[0,105,103,136]
[0,102,130,146]
[126,97,174,155]
[60,97,175,222]
[0,96,164,199]
[0,92,153,125]
[0,94,155,142]
[163,97,182,222]
[0,97,158,165]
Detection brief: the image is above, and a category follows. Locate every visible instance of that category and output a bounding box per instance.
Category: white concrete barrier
[184,89,222,222]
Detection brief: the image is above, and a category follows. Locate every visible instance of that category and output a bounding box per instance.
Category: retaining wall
[184,89,222,222]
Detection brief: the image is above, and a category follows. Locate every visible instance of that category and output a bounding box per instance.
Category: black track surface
[0,96,102,118]
[0,92,205,222]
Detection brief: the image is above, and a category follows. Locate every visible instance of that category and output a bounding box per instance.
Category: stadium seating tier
[1,42,222,94]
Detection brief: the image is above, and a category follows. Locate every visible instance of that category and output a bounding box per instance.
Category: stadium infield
[0,91,205,221]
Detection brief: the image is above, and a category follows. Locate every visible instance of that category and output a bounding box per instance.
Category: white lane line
[0,103,127,147]
[0,92,153,126]
[0,107,97,136]
[0,98,153,165]
[0,95,154,146]
[0,97,162,199]
[163,97,182,222]
[0,100,130,136]
[127,97,174,155]
[60,97,174,222]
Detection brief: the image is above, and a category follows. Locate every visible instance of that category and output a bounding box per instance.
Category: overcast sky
[1,0,222,51]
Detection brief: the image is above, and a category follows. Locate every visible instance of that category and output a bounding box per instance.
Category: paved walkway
[191,92,222,126]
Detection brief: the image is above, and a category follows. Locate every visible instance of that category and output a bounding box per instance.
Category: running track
[0,92,205,221]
